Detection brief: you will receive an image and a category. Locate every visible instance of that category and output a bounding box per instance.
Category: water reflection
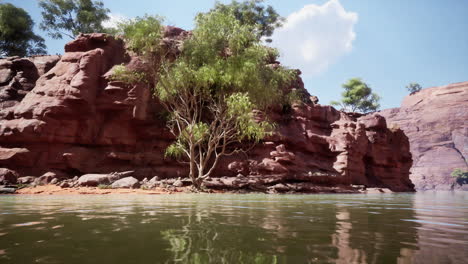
[332,197,420,264]
[0,193,466,263]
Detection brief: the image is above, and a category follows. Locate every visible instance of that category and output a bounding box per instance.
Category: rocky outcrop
[380,82,468,190]
[0,168,18,184]
[0,31,414,192]
[0,55,60,110]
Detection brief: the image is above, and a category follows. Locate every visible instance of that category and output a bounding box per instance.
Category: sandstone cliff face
[380,82,468,190]
[0,31,414,192]
[0,55,60,110]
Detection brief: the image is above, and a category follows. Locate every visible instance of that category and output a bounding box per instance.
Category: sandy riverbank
[12,185,195,195]
[5,185,393,195]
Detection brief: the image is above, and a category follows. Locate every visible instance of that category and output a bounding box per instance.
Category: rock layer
[0,31,414,192]
[380,82,468,190]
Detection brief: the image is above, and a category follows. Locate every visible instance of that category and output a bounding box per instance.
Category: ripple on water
[401,219,465,227]
[11,221,45,227]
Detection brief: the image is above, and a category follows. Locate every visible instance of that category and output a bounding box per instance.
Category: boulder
[0,168,18,184]
[141,176,160,189]
[0,187,16,194]
[17,176,35,184]
[77,174,112,187]
[59,181,70,188]
[111,177,140,189]
[35,171,65,185]
[173,179,183,187]
[76,171,133,187]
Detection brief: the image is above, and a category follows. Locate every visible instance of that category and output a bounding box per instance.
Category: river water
[0,192,467,263]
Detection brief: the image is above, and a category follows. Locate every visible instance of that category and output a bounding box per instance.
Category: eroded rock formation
[0,31,414,192]
[380,82,468,190]
[0,55,60,110]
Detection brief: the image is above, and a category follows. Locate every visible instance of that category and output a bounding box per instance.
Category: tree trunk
[189,145,200,190]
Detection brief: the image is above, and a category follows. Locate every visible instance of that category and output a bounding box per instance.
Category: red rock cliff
[0,32,414,192]
[380,82,468,190]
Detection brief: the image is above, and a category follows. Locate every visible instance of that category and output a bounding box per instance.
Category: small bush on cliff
[0,3,47,57]
[116,15,164,57]
[331,78,381,113]
[110,65,148,84]
[39,0,110,39]
[406,82,422,94]
[451,168,468,185]
[117,10,293,190]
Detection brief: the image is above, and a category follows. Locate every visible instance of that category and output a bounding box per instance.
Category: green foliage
[451,168,468,179]
[451,168,468,185]
[115,15,164,57]
[39,0,110,39]
[165,141,186,159]
[156,10,293,108]
[154,10,293,187]
[0,3,46,57]
[331,78,381,113]
[97,184,112,189]
[110,64,147,84]
[118,7,292,189]
[285,88,309,106]
[207,0,284,43]
[406,82,422,94]
[226,93,275,141]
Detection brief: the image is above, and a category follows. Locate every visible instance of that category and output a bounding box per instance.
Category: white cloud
[102,13,127,29]
[269,0,358,76]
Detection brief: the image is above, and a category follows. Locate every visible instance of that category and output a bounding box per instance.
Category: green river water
[0,192,467,263]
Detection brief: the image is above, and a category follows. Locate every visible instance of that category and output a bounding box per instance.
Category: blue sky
[5,0,468,109]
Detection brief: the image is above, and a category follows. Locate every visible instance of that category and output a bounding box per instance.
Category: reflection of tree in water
[159,199,340,263]
[160,212,280,263]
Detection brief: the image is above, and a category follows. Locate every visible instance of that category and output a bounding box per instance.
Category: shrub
[451,168,468,185]
[406,83,422,94]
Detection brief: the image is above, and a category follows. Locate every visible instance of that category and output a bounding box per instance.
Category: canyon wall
[0,31,414,192]
[380,82,468,190]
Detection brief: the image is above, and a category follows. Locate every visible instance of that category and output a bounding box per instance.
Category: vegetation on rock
[331,78,381,113]
[39,0,110,39]
[406,82,422,94]
[451,168,468,185]
[115,10,293,190]
[0,3,46,57]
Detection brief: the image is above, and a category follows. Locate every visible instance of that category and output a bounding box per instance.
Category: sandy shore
[13,185,193,195]
[6,185,392,195]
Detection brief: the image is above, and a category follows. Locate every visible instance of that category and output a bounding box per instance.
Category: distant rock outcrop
[0,31,414,192]
[380,82,468,190]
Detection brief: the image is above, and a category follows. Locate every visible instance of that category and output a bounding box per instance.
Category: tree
[0,3,46,57]
[115,11,293,190]
[406,82,422,94]
[331,78,381,113]
[39,0,110,39]
[207,0,284,43]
